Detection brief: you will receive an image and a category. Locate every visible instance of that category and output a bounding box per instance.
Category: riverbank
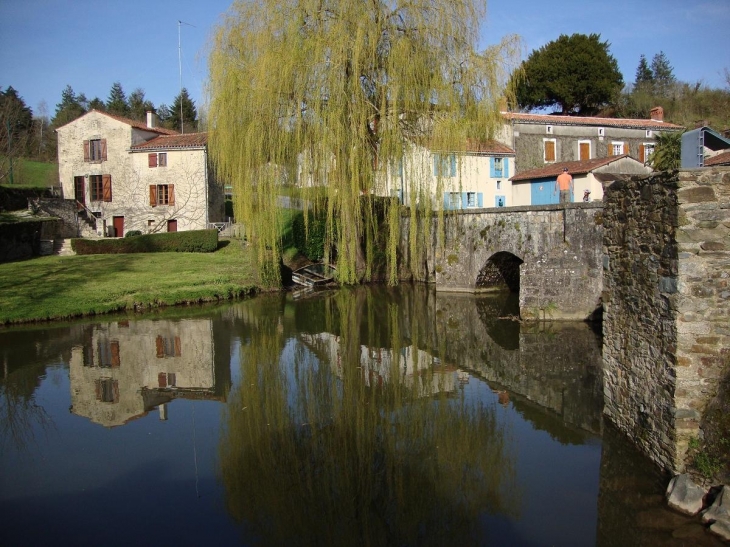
[0,238,268,325]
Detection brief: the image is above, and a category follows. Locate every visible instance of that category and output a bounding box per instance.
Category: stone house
[56,110,224,237]
[383,139,516,209]
[510,155,653,205]
[499,107,684,174]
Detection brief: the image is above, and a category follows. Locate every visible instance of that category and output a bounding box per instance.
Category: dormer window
[597,128,605,137]
[546,125,553,134]
[646,129,653,138]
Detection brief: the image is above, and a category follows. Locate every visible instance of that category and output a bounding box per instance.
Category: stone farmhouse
[499,106,684,175]
[56,110,224,237]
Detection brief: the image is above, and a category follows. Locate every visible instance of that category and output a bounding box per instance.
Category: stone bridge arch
[476,251,524,293]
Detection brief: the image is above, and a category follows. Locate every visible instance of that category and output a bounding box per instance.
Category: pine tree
[168,88,197,132]
[106,81,129,116]
[634,54,653,90]
[88,97,106,111]
[52,85,86,127]
[1,86,34,182]
[128,88,155,121]
[651,52,675,97]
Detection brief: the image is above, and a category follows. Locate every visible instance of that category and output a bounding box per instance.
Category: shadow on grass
[217,240,231,249]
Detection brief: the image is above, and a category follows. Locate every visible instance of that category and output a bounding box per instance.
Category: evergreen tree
[51,85,86,127]
[634,54,654,90]
[511,33,623,114]
[106,81,129,116]
[128,88,155,121]
[168,88,197,132]
[0,86,34,183]
[88,97,106,111]
[651,51,675,97]
[157,103,172,126]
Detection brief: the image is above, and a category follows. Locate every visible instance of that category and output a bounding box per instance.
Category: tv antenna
[178,20,195,133]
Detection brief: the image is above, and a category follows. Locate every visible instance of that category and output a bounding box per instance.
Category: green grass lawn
[0,157,58,188]
[0,240,268,325]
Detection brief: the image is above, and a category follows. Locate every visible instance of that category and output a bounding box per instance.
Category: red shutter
[150,185,157,207]
[168,184,175,206]
[83,140,90,162]
[607,144,614,157]
[148,153,158,168]
[100,139,107,161]
[580,142,590,161]
[156,336,164,358]
[158,372,167,388]
[639,144,645,163]
[174,336,181,357]
[102,174,112,202]
[111,341,120,368]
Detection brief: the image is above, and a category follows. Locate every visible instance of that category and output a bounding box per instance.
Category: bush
[72,229,218,255]
[125,230,142,238]
[291,211,330,261]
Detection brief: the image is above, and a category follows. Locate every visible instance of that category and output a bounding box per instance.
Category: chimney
[146,110,157,129]
[650,106,664,122]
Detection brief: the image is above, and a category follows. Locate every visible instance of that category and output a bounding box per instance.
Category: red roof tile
[502,111,684,131]
[704,150,730,166]
[510,155,644,181]
[130,132,208,150]
[425,138,514,155]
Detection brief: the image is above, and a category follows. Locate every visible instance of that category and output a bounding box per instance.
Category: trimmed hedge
[72,229,219,255]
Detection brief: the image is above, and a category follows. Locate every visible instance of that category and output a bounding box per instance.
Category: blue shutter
[489,157,496,178]
[450,155,456,177]
[443,192,450,210]
[504,159,510,178]
[461,192,468,209]
[433,154,439,176]
[477,193,483,207]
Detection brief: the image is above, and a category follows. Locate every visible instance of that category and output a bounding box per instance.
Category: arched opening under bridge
[476,251,524,293]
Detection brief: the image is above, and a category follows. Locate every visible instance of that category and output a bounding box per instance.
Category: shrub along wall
[72,229,219,254]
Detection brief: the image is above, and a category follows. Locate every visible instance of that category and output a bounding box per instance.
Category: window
[156,335,181,358]
[83,139,107,162]
[89,174,112,202]
[466,192,476,207]
[546,125,553,134]
[493,157,503,176]
[646,130,653,138]
[158,372,177,388]
[148,152,167,168]
[433,154,456,177]
[609,142,625,156]
[448,192,461,209]
[544,139,556,163]
[597,128,605,137]
[639,143,655,164]
[496,180,501,190]
[149,184,175,206]
[95,379,119,403]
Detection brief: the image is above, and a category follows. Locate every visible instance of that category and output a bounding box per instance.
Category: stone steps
[53,238,75,256]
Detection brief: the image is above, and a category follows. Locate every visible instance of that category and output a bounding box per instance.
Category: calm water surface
[0,285,693,546]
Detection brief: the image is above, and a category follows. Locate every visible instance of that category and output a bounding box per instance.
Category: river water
[0,285,714,546]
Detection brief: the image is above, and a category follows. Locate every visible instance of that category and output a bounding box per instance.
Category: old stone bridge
[399,167,729,475]
[401,202,605,321]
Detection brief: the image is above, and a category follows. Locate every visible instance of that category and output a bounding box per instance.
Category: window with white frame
[434,154,456,177]
[466,192,476,208]
[612,142,624,155]
[448,192,460,209]
[641,143,655,164]
[493,157,503,176]
[496,180,501,190]
[546,125,553,134]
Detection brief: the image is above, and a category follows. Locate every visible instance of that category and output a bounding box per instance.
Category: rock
[667,474,706,516]
[709,519,730,542]
[703,486,729,522]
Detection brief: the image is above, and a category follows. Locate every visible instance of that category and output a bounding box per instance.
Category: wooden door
[113,216,124,237]
[167,219,177,233]
[74,176,85,205]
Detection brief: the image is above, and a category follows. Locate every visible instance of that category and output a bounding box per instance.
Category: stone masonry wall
[603,167,730,472]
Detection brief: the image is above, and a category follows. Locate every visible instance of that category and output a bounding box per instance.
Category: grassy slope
[0,157,57,188]
[0,240,266,325]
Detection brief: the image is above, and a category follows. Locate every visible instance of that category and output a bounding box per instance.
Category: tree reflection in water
[220,287,518,546]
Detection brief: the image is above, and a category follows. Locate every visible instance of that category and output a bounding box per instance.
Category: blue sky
[1,0,728,119]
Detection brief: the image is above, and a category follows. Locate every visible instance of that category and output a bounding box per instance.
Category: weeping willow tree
[209,0,521,285]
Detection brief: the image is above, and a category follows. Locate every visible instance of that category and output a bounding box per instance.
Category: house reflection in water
[300,332,468,397]
[69,319,226,428]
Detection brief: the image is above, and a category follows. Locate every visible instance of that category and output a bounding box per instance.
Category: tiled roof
[502,111,684,131]
[510,155,640,181]
[130,132,208,150]
[426,138,515,155]
[704,150,730,166]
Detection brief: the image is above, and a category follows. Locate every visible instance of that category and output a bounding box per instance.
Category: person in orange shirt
[555,167,573,203]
